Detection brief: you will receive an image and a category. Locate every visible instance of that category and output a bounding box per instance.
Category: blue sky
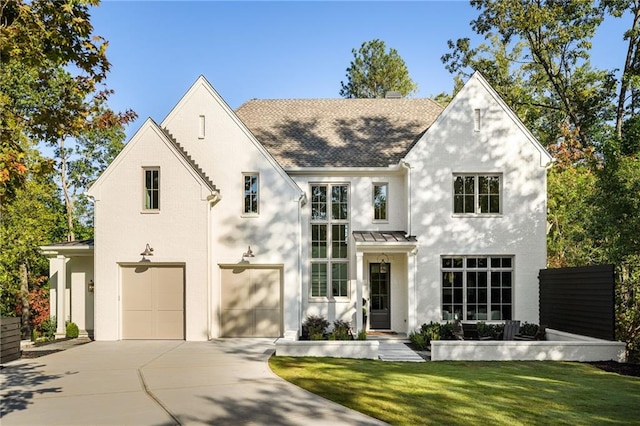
[90,1,630,138]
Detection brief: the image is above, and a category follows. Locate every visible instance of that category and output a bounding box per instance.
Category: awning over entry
[353,231,418,252]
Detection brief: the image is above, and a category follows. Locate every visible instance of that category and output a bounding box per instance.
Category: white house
[43,72,552,341]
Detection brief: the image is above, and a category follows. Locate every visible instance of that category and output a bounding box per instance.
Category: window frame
[372,182,389,222]
[142,167,160,212]
[441,255,514,321]
[242,173,259,216]
[309,183,350,300]
[453,173,502,216]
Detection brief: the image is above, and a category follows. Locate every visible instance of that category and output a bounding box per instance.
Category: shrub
[66,321,79,338]
[330,320,352,340]
[40,316,56,340]
[302,315,329,340]
[356,330,367,340]
[409,331,428,350]
[519,322,539,337]
[477,322,503,340]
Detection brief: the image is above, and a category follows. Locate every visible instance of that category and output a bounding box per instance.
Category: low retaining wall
[431,329,626,362]
[275,339,379,360]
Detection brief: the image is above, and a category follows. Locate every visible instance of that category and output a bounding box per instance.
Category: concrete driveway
[1,339,387,425]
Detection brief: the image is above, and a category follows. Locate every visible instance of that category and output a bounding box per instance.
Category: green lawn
[269,357,640,425]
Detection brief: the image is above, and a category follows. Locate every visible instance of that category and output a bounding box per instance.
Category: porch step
[377,340,426,362]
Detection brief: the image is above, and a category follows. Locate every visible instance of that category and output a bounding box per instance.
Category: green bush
[66,321,79,338]
[302,315,329,340]
[477,322,503,340]
[357,330,367,340]
[519,322,539,337]
[330,320,352,340]
[409,331,428,350]
[38,316,56,341]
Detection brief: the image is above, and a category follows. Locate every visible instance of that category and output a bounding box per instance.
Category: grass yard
[269,357,640,425]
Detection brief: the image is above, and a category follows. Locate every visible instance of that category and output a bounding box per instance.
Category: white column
[407,249,418,332]
[355,252,364,332]
[55,255,67,339]
[71,270,88,337]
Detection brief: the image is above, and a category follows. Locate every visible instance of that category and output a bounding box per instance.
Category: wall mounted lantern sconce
[88,280,94,293]
[242,246,255,259]
[141,243,154,261]
[378,253,389,273]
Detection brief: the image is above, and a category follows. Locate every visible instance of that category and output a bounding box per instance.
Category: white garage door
[122,265,184,339]
[220,267,281,337]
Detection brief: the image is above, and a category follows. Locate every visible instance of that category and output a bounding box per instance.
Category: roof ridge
[160,127,218,192]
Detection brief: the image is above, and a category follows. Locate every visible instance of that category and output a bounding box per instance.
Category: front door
[370,263,390,329]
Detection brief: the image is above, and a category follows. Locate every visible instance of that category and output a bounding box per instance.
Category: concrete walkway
[1,339,388,425]
[368,334,427,362]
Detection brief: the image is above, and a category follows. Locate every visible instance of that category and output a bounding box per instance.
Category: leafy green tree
[340,39,418,98]
[0,0,136,240]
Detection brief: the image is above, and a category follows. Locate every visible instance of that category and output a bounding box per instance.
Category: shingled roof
[235,98,444,168]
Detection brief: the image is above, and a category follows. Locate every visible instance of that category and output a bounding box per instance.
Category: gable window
[473,108,481,131]
[243,173,259,215]
[453,174,501,214]
[441,256,513,321]
[310,184,349,298]
[143,168,160,211]
[198,115,206,139]
[373,183,388,221]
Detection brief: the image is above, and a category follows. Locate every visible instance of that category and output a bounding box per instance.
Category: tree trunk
[615,4,640,140]
[20,262,30,340]
[59,138,75,241]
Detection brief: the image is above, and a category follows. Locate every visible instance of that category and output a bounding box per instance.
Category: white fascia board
[354,241,418,253]
[160,75,304,200]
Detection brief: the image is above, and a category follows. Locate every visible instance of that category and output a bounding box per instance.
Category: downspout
[400,160,412,237]
[296,191,307,340]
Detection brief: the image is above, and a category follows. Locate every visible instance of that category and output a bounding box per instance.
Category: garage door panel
[252,269,280,308]
[123,310,153,339]
[255,308,280,336]
[156,310,184,339]
[220,267,281,337]
[122,268,152,311]
[221,269,253,310]
[221,309,254,337]
[122,266,184,340]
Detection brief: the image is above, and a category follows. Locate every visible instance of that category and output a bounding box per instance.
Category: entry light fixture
[378,253,389,273]
[88,279,94,293]
[141,243,154,261]
[242,246,255,259]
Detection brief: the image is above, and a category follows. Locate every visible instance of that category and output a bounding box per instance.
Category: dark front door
[370,263,390,329]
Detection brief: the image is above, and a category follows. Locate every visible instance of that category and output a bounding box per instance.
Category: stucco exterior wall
[405,74,550,327]
[91,124,211,341]
[160,78,302,338]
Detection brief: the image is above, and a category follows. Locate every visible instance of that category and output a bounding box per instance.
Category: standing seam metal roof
[235,98,443,168]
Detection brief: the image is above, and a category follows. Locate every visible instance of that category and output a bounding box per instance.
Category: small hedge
[301,315,356,341]
[66,321,79,338]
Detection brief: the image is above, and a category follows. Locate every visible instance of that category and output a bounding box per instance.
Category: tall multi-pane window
[453,174,501,214]
[143,168,160,211]
[441,256,513,321]
[373,183,388,221]
[243,173,259,215]
[310,184,349,298]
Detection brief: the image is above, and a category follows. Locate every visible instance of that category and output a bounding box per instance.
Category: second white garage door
[220,266,281,337]
[122,265,184,339]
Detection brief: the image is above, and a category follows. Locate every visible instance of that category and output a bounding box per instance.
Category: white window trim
[142,167,160,213]
[309,183,351,300]
[372,182,389,223]
[441,255,515,321]
[242,172,260,217]
[452,173,503,217]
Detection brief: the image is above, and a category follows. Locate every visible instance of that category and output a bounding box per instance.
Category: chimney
[384,91,402,99]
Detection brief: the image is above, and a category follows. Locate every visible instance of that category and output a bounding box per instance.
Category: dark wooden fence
[539,265,615,340]
[1,317,22,363]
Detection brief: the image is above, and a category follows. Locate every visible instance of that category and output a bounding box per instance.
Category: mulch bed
[588,361,640,377]
[20,349,63,359]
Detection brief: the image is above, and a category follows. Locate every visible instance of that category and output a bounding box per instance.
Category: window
[441,256,513,321]
[373,183,388,221]
[143,168,160,210]
[453,174,501,214]
[310,184,349,298]
[473,108,481,131]
[243,173,259,215]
